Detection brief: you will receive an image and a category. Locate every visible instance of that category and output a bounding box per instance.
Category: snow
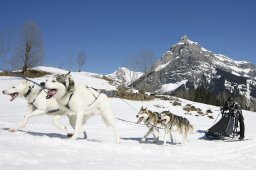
[34,66,116,91]
[1,71,256,170]
[157,80,188,93]
[106,67,143,87]
[155,61,171,72]
[33,66,70,74]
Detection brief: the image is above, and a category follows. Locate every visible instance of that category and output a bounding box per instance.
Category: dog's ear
[65,71,71,76]
[65,71,72,79]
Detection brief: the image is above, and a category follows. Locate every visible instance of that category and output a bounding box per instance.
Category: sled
[205,111,238,140]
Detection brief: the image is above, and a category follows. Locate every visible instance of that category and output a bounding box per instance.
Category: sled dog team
[2,72,194,145]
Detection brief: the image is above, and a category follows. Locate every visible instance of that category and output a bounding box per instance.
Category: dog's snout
[2,90,5,94]
[40,82,45,87]
[136,115,138,118]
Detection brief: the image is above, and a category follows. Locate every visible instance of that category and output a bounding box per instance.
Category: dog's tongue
[46,89,57,99]
[137,117,143,124]
[10,93,18,101]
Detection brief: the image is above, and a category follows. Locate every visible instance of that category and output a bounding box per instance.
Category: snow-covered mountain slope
[33,66,116,91]
[106,67,143,87]
[133,36,256,110]
[0,76,256,170]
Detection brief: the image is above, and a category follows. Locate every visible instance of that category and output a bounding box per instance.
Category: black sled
[205,111,239,140]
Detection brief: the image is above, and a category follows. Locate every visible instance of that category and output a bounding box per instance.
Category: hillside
[0,68,256,170]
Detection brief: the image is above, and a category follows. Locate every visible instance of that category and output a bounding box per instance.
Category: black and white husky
[41,72,120,143]
[136,107,163,143]
[2,80,71,134]
[159,111,194,145]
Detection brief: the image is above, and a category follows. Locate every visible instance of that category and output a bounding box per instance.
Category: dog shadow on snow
[121,137,182,145]
[1,128,102,142]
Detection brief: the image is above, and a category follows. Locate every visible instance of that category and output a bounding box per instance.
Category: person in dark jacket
[221,97,245,140]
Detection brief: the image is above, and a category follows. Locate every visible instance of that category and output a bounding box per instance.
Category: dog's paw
[83,132,87,139]
[140,138,146,143]
[67,133,73,138]
[153,137,159,143]
[8,128,17,132]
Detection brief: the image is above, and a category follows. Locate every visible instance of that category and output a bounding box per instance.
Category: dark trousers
[238,113,245,138]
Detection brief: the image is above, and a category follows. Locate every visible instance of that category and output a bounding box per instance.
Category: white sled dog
[136,107,164,143]
[2,80,74,135]
[159,111,194,145]
[41,72,120,143]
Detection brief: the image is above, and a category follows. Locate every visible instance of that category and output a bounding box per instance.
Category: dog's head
[136,106,150,124]
[2,80,33,101]
[41,72,74,99]
[158,111,171,125]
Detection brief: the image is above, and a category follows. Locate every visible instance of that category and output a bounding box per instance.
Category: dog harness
[24,85,60,114]
[64,89,101,110]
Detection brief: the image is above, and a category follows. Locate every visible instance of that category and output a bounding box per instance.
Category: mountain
[133,35,256,111]
[106,67,143,87]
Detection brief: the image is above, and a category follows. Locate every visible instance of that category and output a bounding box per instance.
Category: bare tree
[76,52,86,72]
[67,54,74,70]
[15,21,44,73]
[134,48,155,75]
[126,55,138,89]
[126,48,156,91]
[0,33,10,71]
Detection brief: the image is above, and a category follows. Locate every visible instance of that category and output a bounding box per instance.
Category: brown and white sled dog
[159,111,194,145]
[136,107,164,143]
[41,72,120,143]
[2,80,74,135]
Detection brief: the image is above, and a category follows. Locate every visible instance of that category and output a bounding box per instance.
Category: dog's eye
[52,80,56,82]
[12,86,15,89]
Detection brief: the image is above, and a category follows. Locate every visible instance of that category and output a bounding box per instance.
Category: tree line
[173,86,254,111]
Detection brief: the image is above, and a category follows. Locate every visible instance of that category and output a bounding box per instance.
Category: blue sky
[0,0,256,74]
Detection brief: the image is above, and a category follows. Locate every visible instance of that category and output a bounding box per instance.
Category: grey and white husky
[136,107,164,143]
[159,111,194,145]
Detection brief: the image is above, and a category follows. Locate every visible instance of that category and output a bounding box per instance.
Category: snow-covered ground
[0,70,256,170]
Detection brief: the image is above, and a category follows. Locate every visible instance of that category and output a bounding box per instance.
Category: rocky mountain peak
[133,36,256,111]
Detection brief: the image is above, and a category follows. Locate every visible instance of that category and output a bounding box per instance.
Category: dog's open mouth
[159,119,167,124]
[137,117,144,124]
[8,93,19,101]
[46,89,57,99]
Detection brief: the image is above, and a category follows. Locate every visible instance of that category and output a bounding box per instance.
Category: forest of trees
[172,85,253,111]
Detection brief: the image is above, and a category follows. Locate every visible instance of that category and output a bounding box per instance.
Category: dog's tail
[188,124,197,134]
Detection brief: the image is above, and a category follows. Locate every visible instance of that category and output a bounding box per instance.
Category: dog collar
[24,85,35,97]
[65,93,73,109]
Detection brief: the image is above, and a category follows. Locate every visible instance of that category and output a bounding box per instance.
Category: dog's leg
[109,123,120,144]
[52,115,67,132]
[70,112,84,140]
[163,129,169,145]
[170,132,174,144]
[153,128,160,143]
[183,130,188,145]
[141,127,153,143]
[101,116,120,144]
[9,110,45,132]
[98,101,120,144]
